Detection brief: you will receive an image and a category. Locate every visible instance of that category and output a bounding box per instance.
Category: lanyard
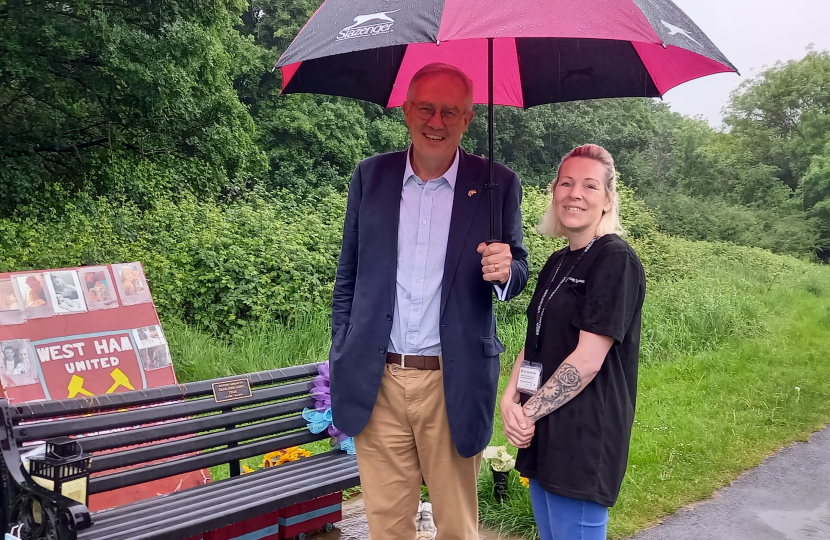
[533,236,597,338]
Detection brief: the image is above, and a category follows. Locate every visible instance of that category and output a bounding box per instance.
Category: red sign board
[0,263,177,403]
[0,263,208,511]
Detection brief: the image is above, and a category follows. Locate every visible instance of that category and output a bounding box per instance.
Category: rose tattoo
[523,363,583,422]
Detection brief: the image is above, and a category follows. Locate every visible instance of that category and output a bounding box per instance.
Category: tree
[0,0,265,214]
[725,49,830,190]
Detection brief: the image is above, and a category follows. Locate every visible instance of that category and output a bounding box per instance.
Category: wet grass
[480,264,830,539]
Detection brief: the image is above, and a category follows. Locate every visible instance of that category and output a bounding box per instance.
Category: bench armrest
[1,401,92,540]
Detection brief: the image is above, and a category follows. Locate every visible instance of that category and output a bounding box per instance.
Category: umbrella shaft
[487,37,499,243]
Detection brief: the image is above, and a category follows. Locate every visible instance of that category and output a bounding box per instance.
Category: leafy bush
[645,190,818,258]
[0,191,345,335]
[1,179,821,345]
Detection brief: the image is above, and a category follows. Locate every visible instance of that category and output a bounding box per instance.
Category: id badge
[516,361,543,395]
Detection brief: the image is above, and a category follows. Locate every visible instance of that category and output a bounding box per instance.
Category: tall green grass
[167,311,332,383]
[480,257,830,539]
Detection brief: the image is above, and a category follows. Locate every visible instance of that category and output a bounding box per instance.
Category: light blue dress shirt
[388,148,511,357]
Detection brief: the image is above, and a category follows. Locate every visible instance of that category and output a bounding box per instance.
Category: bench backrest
[0,364,326,497]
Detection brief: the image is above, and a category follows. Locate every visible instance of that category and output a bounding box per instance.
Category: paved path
[629,424,830,540]
[307,494,521,540]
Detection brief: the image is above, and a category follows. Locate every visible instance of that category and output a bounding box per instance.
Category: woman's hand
[500,390,535,449]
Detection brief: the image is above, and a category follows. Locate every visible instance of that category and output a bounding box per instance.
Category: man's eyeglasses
[410,102,467,126]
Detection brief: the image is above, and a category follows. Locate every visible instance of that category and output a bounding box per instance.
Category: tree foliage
[0,0,266,213]
[1,1,827,260]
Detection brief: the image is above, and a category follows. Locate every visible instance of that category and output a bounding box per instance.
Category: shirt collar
[403,146,459,190]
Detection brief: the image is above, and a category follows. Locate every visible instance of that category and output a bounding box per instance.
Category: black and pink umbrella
[275,0,737,240]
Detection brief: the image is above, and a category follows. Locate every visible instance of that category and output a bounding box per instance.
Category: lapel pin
[468,189,477,197]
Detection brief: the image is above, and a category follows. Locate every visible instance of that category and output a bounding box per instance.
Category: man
[329,63,528,540]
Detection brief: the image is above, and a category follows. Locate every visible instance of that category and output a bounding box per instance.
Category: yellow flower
[519,477,529,488]
[262,447,312,468]
[242,464,255,474]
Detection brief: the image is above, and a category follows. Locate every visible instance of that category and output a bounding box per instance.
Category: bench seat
[78,451,358,540]
[0,364,360,540]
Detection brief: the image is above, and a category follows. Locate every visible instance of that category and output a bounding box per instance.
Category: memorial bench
[0,363,359,540]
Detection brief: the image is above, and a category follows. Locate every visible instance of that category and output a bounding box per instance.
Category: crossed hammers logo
[67,368,135,398]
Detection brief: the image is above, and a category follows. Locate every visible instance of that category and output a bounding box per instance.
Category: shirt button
[413,308,419,312]
[386,314,392,321]
[416,278,422,282]
[408,334,414,339]
[422,220,427,224]
[378,347,386,354]
[419,249,425,253]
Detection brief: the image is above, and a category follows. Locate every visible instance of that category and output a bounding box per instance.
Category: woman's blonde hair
[537,144,625,238]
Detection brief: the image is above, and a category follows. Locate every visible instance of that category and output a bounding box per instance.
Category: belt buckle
[400,354,416,370]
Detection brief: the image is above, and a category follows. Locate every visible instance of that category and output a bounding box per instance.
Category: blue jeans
[529,479,609,540]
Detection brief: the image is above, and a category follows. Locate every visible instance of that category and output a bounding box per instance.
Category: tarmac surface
[306,494,521,540]
[628,424,830,540]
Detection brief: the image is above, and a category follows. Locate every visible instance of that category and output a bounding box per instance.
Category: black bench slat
[83,451,351,523]
[76,397,314,454]
[90,414,308,473]
[89,430,322,494]
[11,365,320,421]
[14,380,313,442]
[80,452,359,540]
[0,362,362,540]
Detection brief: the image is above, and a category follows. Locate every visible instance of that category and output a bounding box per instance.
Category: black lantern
[28,437,92,505]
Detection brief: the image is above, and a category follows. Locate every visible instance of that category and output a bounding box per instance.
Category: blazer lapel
[441,150,487,316]
[381,151,407,309]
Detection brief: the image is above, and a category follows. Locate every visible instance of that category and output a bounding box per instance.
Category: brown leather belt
[386,353,441,370]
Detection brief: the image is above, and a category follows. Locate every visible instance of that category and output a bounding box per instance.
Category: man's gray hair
[407,63,474,106]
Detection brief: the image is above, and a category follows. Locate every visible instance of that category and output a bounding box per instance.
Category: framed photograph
[132,325,167,350]
[77,266,119,310]
[139,344,172,371]
[0,279,26,326]
[112,262,152,306]
[0,339,39,388]
[13,273,54,319]
[45,271,87,314]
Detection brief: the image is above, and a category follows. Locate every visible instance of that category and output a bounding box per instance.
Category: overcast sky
[660,0,830,128]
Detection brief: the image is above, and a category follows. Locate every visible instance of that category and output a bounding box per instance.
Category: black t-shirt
[515,234,646,507]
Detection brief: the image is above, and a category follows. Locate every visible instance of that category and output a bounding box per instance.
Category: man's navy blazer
[329,148,528,458]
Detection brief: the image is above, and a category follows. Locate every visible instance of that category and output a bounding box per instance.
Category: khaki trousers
[354,364,482,540]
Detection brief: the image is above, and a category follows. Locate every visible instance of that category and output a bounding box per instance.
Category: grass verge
[480,264,830,539]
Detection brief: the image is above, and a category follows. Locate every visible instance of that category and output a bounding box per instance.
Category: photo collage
[1,323,173,388]
[132,325,173,371]
[0,263,151,326]
[0,339,39,388]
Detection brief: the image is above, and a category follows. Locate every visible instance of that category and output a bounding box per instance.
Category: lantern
[28,437,92,505]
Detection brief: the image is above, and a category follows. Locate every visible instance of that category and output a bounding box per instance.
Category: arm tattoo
[523,363,583,422]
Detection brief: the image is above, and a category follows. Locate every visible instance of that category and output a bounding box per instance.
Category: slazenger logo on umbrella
[661,20,702,47]
[337,10,399,41]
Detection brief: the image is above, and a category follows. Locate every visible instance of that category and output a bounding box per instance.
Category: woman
[501,144,646,539]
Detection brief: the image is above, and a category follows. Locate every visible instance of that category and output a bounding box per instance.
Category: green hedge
[0,192,344,335]
[0,182,818,338]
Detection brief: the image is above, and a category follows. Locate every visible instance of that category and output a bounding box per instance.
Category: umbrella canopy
[275,0,737,242]
[276,0,737,107]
